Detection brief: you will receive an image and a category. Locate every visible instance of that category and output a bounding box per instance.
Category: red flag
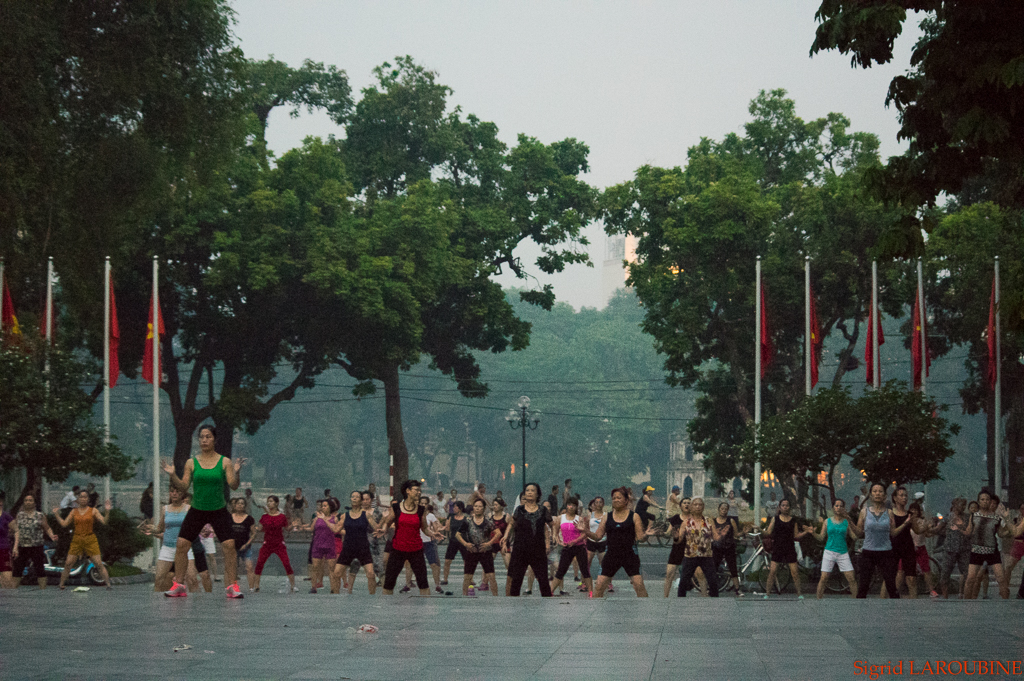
[1,276,20,337]
[108,278,120,388]
[911,284,930,390]
[809,282,822,388]
[141,294,165,385]
[864,301,885,384]
[987,278,997,390]
[760,283,773,377]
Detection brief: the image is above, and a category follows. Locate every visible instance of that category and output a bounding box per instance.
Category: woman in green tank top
[812,498,861,598]
[161,425,247,599]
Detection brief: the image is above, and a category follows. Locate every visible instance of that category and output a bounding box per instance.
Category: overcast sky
[233,1,921,310]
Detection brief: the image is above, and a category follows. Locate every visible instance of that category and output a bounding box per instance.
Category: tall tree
[332,57,599,485]
[811,0,1024,254]
[926,202,1024,502]
[0,0,244,329]
[601,90,902,501]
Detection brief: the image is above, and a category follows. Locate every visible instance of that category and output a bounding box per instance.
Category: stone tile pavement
[1,583,1022,680]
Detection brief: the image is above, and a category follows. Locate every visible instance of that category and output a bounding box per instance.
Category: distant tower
[666,436,706,499]
[601,234,638,307]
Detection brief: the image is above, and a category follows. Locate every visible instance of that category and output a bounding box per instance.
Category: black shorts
[464,550,495,575]
[601,549,641,579]
[667,541,687,566]
[586,539,607,553]
[179,507,233,545]
[893,542,917,577]
[337,544,373,569]
[969,551,1000,567]
[445,542,466,562]
[771,545,798,565]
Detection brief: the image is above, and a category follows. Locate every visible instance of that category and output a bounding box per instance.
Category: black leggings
[508,548,552,597]
[555,544,591,580]
[678,556,719,597]
[712,544,738,578]
[856,549,900,599]
[382,548,429,591]
[13,546,46,580]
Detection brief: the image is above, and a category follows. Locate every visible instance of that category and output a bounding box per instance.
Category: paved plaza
[2,580,1022,681]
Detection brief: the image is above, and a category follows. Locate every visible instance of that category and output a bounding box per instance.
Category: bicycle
[736,531,771,594]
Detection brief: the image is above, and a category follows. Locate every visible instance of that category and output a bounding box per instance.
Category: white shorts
[158,545,194,562]
[821,549,853,573]
[200,536,216,554]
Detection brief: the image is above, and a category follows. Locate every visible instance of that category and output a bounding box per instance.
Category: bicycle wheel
[825,568,849,593]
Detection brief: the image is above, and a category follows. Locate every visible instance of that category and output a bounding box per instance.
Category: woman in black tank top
[581,486,655,597]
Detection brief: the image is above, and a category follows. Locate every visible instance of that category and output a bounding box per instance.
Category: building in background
[601,234,638,307]
[666,436,706,499]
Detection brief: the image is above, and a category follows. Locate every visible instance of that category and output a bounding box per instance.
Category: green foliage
[94,509,151,564]
[746,382,958,497]
[601,90,900,490]
[811,1,1024,253]
[0,342,138,502]
[0,0,245,336]
[243,57,352,135]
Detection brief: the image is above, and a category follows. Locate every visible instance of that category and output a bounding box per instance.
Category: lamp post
[506,395,539,495]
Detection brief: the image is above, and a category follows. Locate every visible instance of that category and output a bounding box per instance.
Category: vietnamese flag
[109,278,120,387]
[987,278,997,390]
[760,283,774,377]
[809,282,822,388]
[911,284,930,390]
[1,276,19,337]
[864,300,885,384]
[141,294,165,385]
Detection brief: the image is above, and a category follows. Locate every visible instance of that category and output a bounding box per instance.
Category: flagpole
[994,256,1002,497]
[805,257,812,397]
[872,260,879,389]
[754,256,762,526]
[917,258,927,514]
[0,258,4,336]
[152,256,160,563]
[104,258,111,503]
[42,257,54,511]
[805,256,814,516]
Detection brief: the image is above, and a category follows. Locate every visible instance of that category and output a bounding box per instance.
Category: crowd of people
[3,425,1024,603]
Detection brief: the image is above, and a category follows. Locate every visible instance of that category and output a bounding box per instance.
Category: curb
[110,573,154,585]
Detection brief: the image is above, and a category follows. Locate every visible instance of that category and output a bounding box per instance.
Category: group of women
[21,426,1024,601]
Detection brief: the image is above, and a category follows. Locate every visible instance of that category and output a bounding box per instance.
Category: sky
[232,0,922,310]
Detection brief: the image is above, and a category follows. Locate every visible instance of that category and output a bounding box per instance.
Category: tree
[243,57,352,139]
[0,0,244,328]
[811,0,1024,254]
[744,383,957,506]
[852,381,958,486]
[926,202,1024,502]
[330,57,598,485]
[0,342,137,509]
[600,90,901,501]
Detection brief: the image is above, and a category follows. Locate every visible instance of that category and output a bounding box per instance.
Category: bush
[96,509,151,563]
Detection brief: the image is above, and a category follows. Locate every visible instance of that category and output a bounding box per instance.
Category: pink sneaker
[164,582,187,598]
[225,583,245,599]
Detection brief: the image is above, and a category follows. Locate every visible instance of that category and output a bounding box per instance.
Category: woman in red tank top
[379,480,442,595]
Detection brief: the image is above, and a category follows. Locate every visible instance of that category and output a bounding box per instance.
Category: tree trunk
[382,362,410,495]
[173,417,200,476]
[13,467,41,514]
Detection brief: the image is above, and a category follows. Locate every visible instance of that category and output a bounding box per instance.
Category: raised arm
[812,518,828,542]
[162,458,194,492]
[51,509,73,528]
[764,516,777,536]
[224,456,245,491]
[856,506,867,534]
[93,499,113,526]
[582,514,608,542]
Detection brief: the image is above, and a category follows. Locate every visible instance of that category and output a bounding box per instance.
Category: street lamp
[506,395,539,495]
